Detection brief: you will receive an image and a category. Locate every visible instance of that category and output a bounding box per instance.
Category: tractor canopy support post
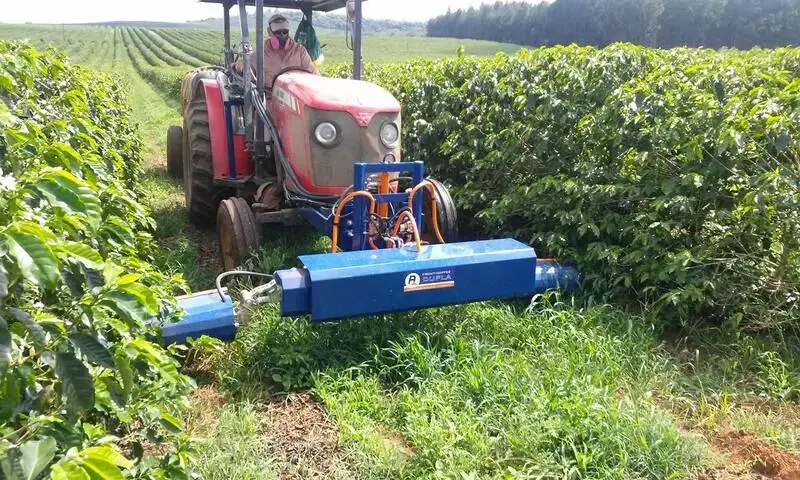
[353,0,363,80]
[254,0,266,177]
[223,3,232,67]
[237,0,252,135]
[255,0,264,102]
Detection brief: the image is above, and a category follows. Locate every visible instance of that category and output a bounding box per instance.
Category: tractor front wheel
[166,125,183,179]
[218,197,261,270]
[422,178,459,243]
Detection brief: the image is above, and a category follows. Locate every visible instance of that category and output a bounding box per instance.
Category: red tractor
[166,0,458,270]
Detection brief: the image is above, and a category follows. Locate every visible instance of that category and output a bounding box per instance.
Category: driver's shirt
[262,38,318,90]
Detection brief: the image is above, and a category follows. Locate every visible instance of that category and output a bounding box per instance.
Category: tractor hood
[274,72,401,127]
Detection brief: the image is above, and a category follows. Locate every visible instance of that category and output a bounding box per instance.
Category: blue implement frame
[295,161,427,252]
[223,98,242,180]
[349,161,425,251]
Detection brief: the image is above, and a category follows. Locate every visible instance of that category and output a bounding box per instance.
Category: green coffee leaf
[0,448,24,480]
[82,446,131,469]
[54,352,95,413]
[31,169,102,230]
[101,291,148,324]
[0,315,11,381]
[158,409,183,434]
[55,242,104,270]
[0,265,8,302]
[0,97,14,127]
[8,308,47,348]
[19,436,57,480]
[101,377,127,407]
[101,217,135,247]
[128,339,182,384]
[114,353,134,396]
[50,463,90,480]
[2,222,60,290]
[79,457,124,480]
[118,283,158,316]
[69,333,115,369]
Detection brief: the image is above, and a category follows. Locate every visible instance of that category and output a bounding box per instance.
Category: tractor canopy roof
[199,0,365,12]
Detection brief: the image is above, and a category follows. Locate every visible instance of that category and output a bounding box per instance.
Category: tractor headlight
[380,122,400,148]
[314,122,339,147]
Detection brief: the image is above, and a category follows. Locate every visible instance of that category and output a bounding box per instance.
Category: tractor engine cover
[275,239,542,322]
[268,72,402,197]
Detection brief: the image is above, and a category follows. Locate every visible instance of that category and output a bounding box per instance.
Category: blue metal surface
[535,260,581,293]
[223,101,237,179]
[161,290,236,344]
[339,161,426,252]
[299,207,332,236]
[275,267,312,316]
[295,238,538,321]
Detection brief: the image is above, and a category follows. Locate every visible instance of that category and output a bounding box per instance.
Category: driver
[234,14,319,90]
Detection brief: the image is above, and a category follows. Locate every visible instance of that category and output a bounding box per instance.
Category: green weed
[191,402,278,480]
[217,296,705,478]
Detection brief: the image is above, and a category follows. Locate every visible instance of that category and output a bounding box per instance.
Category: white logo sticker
[404,273,421,287]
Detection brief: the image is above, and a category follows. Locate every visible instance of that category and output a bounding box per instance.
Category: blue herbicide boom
[161,162,579,345]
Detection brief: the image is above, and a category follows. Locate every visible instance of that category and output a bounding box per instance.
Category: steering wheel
[270,66,314,90]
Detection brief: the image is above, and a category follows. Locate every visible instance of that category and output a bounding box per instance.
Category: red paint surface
[202,80,253,180]
[268,91,318,194]
[275,73,401,126]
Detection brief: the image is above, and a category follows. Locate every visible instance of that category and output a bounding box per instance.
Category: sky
[0,0,544,24]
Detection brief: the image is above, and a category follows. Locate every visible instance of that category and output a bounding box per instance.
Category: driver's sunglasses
[273,29,289,36]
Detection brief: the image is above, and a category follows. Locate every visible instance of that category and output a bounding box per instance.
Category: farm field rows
[1,23,800,480]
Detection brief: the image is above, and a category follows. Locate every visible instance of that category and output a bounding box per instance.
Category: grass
[198,227,708,478]
[188,395,279,480]
[3,24,800,479]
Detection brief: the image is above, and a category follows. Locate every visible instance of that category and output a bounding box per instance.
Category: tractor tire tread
[166,125,183,179]
[184,98,217,225]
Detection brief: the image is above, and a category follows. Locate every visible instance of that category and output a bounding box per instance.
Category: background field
[2,21,799,480]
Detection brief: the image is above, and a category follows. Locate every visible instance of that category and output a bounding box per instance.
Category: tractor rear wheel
[166,125,183,179]
[183,98,218,225]
[422,178,459,243]
[218,197,261,270]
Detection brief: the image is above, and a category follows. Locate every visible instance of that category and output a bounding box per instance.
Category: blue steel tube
[163,245,581,344]
[534,259,581,294]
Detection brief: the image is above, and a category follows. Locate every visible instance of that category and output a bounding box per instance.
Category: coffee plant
[0,41,195,479]
[330,44,800,331]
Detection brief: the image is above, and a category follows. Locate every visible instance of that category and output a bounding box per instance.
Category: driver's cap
[269,14,290,31]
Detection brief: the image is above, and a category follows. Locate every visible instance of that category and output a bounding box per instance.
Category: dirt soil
[694,430,800,480]
[187,385,228,436]
[260,392,353,480]
[188,224,221,270]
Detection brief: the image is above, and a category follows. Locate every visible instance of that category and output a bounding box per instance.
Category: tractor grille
[306,108,402,189]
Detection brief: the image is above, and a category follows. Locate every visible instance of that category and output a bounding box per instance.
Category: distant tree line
[427,0,800,49]
[192,9,425,35]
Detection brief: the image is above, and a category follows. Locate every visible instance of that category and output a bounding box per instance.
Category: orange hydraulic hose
[391,210,423,252]
[331,191,377,253]
[378,173,390,218]
[407,181,446,244]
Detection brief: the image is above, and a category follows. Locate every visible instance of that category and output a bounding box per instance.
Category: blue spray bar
[276,238,579,322]
[162,290,236,345]
[162,239,580,344]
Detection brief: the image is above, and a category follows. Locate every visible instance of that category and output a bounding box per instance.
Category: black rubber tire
[218,197,261,270]
[166,125,183,179]
[181,69,220,114]
[183,98,217,225]
[422,178,459,243]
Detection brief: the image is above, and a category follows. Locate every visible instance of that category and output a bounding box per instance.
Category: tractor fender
[201,79,252,180]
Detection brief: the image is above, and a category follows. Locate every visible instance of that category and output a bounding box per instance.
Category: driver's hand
[232,62,243,73]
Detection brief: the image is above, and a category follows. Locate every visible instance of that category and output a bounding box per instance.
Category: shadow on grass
[141,166,223,291]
